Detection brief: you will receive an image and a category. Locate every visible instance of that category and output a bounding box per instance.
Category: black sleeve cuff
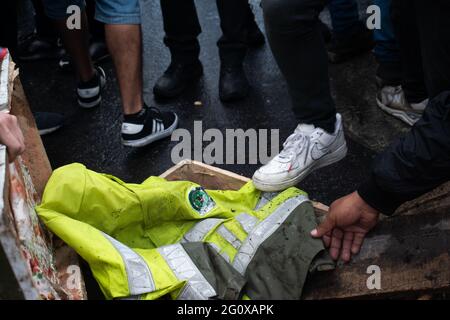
[357,175,404,216]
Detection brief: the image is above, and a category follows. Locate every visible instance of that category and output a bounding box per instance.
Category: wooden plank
[10,74,52,198]
[161,160,250,190]
[161,160,327,213]
[0,57,87,300]
[396,181,450,217]
[0,147,40,299]
[303,209,450,299]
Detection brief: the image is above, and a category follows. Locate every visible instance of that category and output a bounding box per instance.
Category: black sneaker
[327,26,374,63]
[59,41,110,72]
[153,61,203,99]
[77,66,107,108]
[33,112,64,136]
[219,64,250,102]
[18,34,64,62]
[121,106,179,147]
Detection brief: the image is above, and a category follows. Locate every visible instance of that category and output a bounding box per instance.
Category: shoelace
[278,131,308,160]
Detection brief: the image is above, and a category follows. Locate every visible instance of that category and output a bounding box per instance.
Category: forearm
[358,91,450,215]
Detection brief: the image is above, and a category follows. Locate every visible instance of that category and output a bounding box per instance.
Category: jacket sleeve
[358,91,450,215]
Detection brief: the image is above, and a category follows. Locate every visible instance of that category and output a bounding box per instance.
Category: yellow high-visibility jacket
[36,163,333,300]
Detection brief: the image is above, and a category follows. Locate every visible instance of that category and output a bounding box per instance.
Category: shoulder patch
[188,187,216,216]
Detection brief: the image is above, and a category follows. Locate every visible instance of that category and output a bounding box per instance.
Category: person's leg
[86,0,105,42]
[373,0,401,86]
[216,0,249,64]
[390,0,427,104]
[54,10,95,82]
[375,0,428,126]
[161,0,201,64]
[216,0,252,102]
[244,3,266,48]
[414,0,450,99]
[326,0,374,63]
[327,0,360,36]
[262,0,335,132]
[95,0,178,147]
[41,0,105,108]
[153,0,203,98]
[253,0,347,192]
[32,0,58,40]
[105,25,142,115]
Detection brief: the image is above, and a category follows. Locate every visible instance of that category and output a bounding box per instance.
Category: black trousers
[391,0,450,103]
[359,1,450,214]
[161,0,258,64]
[261,0,336,133]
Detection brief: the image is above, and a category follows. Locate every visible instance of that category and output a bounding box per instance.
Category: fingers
[0,114,25,162]
[323,231,332,248]
[329,228,343,260]
[351,233,366,255]
[311,214,335,238]
[340,232,354,262]
[2,128,24,162]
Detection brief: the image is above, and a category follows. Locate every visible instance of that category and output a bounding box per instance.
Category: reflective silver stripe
[254,192,281,211]
[232,195,309,275]
[181,218,225,243]
[236,213,259,234]
[102,233,156,295]
[217,225,242,250]
[158,244,217,300]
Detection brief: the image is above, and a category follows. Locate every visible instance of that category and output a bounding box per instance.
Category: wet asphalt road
[19,0,409,206]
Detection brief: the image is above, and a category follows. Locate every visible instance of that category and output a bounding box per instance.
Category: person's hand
[311,191,380,263]
[0,113,25,162]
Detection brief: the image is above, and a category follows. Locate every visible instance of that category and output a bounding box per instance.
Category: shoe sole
[77,67,106,109]
[153,67,204,99]
[122,114,179,148]
[39,125,62,136]
[78,96,102,109]
[252,142,348,192]
[376,97,420,126]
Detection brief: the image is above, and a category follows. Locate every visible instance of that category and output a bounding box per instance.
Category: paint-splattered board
[0,54,86,300]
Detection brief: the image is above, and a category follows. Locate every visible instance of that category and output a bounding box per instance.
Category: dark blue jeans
[328,0,361,38]
[373,0,400,64]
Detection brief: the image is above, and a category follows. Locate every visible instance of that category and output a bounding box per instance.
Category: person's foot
[121,106,179,147]
[59,41,110,71]
[17,34,64,61]
[327,26,374,63]
[246,21,266,48]
[252,114,347,192]
[77,66,107,109]
[33,112,64,136]
[376,85,427,126]
[219,63,250,102]
[153,61,203,99]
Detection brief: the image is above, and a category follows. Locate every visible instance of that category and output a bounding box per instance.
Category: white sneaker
[376,85,428,126]
[252,114,348,192]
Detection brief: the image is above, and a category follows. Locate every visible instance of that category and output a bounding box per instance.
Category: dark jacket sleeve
[358,91,450,215]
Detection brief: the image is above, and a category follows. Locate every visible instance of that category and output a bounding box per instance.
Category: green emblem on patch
[188,187,216,216]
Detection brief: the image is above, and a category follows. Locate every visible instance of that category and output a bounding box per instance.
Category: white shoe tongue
[296,124,316,134]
